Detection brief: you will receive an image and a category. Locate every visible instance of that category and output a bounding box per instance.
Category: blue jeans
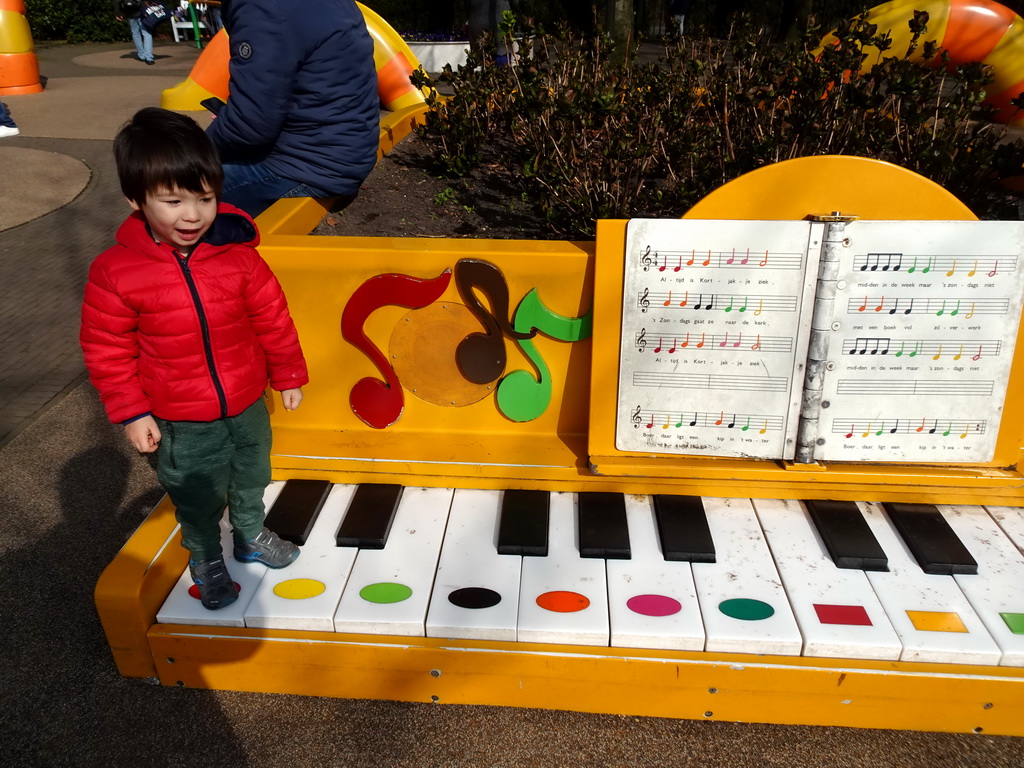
[128,17,153,63]
[0,102,15,128]
[220,160,331,218]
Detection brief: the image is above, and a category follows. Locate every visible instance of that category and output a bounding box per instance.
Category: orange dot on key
[536,590,590,613]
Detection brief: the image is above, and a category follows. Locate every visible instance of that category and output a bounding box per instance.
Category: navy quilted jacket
[207,0,379,196]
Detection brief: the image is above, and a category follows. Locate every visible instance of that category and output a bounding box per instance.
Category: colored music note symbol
[674,253,683,272]
[846,424,854,438]
[989,260,999,277]
[646,414,655,429]
[760,251,769,267]
[654,338,663,353]
[663,290,673,307]
[738,296,748,312]
[929,419,939,434]
[632,405,643,427]
[916,417,926,432]
[719,332,729,348]
[733,333,742,348]
[753,300,763,316]
[876,423,884,436]
[703,250,712,266]
[922,257,932,274]
[946,259,957,277]
[953,344,963,361]
[907,256,918,273]
[875,296,885,312]
[862,423,872,438]
[696,332,706,348]
[895,341,905,357]
[726,249,736,265]
[681,331,690,348]
[687,250,695,266]
[662,414,671,429]
[751,334,761,351]
[679,290,689,308]
[636,328,647,352]
[759,419,768,434]
[668,339,677,353]
[972,345,983,361]
[675,414,685,428]
[932,344,943,361]
[965,302,975,319]
[342,269,452,429]
[858,296,868,312]
[968,260,977,277]
[724,297,734,312]
[950,299,960,316]
[741,417,751,431]
[935,299,945,316]
[909,341,919,357]
[715,410,724,426]
[943,422,952,437]
[960,425,969,439]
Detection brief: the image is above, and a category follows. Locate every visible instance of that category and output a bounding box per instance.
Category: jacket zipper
[176,251,229,418]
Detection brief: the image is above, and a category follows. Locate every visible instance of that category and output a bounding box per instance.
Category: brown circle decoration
[389,302,495,407]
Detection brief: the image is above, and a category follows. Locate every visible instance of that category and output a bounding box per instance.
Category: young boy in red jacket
[81,107,309,610]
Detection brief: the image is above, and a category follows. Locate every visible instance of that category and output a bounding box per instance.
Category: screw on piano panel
[703,711,714,717]
[708,688,717,694]
[431,695,440,702]
[430,669,441,677]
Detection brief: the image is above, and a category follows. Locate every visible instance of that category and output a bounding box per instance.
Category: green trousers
[155,397,272,562]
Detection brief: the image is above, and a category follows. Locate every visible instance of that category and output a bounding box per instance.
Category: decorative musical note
[751,334,761,351]
[703,250,712,266]
[936,300,946,317]
[759,420,768,434]
[950,299,960,316]
[679,290,689,308]
[943,422,952,437]
[696,332,706,349]
[690,412,698,426]
[972,345,983,361]
[875,423,884,436]
[653,338,662,353]
[741,249,750,265]
[636,328,647,352]
[675,414,685,428]
[753,300,763,316]
[693,293,704,310]
[727,414,736,428]
[916,417,926,433]
[719,332,729,348]
[687,250,695,266]
[907,256,918,273]
[895,341,905,357]
[960,426,969,439]
[668,338,677,354]
[932,344,943,361]
[726,249,736,265]
[759,251,769,267]
[968,260,977,277]
[455,260,534,385]
[965,302,975,319]
[922,257,932,274]
[862,423,872,438]
[846,424,854,438]
[662,414,671,429]
[741,417,751,431]
[715,411,724,426]
[889,299,900,315]
[953,344,963,361]
[724,297,734,312]
[875,296,885,312]
[929,419,939,434]
[904,298,914,315]
[858,296,868,312]
[909,341,920,357]
[673,253,683,272]
[663,290,673,307]
[946,259,957,277]
[681,331,691,348]
[639,287,650,313]
[342,269,452,429]
[646,414,655,429]
[890,421,898,434]
[737,297,748,312]
[989,260,999,277]
[733,333,742,348]
[496,288,592,423]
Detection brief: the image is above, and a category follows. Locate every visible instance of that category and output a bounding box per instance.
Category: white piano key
[156,482,286,627]
[987,506,1024,556]
[333,486,452,636]
[691,497,802,655]
[859,501,1001,665]
[517,492,609,646]
[753,498,901,660]
[939,505,1024,666]
[606,495,705,651]
[425,489,522,641]
[244,483,360,631]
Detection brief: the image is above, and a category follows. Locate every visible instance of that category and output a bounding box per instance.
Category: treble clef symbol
[639,287,650,313]
[636,328,647,352]
[632,405,643,428]
[641,245,655,271]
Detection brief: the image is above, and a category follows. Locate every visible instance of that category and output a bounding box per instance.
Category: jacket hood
[115,202,259,256]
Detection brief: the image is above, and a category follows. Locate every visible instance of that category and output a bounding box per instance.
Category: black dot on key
[448,587,502,609]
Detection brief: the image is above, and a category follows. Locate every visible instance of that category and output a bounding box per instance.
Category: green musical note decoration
[496,288,593,422]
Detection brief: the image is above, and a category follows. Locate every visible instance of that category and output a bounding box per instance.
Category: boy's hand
[281,387,303,411]
[125,416,161,453]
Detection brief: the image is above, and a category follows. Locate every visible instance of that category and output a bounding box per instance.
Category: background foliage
[26,0,126,43]
[414,10,1024,238]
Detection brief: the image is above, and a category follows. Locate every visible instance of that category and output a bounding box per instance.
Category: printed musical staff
[833,418,985,438]
[852,253,1016,276]
[635,246,804,272]
[632,407,784,433]
[632,371,789,392]
[835,379,995,397]
[638,291,798,313]
[634,330,794,354]
[840,337,1002,359]
[848,296,1008,316]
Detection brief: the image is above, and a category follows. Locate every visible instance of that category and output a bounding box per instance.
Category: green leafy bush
[413,11,1024,238]
[27,0,126,42]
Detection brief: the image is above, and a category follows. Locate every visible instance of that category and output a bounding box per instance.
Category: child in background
[0,102,19,137]
[81,107,308,609]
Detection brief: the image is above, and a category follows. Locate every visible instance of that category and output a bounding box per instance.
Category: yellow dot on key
[906,610,968,633]
[273,579,326,600]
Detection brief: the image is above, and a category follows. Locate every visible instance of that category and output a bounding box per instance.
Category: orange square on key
[906,610,968,633]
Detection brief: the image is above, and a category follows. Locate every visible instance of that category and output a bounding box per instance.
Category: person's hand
[281,388,303,411]
[125,416,161,453]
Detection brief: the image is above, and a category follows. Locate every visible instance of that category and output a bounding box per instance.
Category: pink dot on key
[626,594,682,617]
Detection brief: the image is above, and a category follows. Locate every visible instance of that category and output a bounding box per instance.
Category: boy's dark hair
[114,107,223,204]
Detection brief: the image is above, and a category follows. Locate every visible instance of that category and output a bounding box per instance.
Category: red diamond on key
[813,603,872,626]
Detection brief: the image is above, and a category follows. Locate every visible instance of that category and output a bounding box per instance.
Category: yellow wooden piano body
[95,156,1024,735]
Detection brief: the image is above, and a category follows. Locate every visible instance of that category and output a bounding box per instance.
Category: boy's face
[129,184,217,254]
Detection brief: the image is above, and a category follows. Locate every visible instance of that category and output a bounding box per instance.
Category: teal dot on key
[1000,612,1024,635]
[719,598,775,621]
[359,582,413,604]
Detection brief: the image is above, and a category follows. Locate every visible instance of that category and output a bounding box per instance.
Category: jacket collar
[115,202,259,257]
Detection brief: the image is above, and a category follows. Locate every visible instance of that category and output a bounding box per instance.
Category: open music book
[614,219,1024,463]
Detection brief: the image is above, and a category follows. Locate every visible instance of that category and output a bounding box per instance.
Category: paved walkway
[1,39,1023,768]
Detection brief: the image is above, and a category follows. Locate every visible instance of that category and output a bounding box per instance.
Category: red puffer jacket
[80,204,308,424]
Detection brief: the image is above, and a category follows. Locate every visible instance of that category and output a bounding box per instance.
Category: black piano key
[335,483,402,549]
[578,492,631,560]
[805,499,889,571]
[652,494,716,563]
[497,489,548,556]
[262,479,332,545]
[882,501,979,575]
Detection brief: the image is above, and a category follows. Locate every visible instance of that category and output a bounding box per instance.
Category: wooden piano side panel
[146,624,1024,735]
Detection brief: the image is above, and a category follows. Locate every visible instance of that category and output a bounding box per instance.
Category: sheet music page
[816,220,1024,463]
[615,219,819,459]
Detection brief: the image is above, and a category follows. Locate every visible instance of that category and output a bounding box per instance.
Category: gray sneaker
[233,527,300,568]
[189,557,238,610]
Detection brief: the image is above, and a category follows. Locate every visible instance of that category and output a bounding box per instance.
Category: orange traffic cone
[0,0,43,95]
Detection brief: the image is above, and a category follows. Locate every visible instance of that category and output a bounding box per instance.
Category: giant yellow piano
[96,156,1024,735]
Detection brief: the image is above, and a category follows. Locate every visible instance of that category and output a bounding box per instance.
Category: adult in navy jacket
[207,0,379,218]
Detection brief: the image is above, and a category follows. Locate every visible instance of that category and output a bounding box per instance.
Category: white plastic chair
[171,1,206,42]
